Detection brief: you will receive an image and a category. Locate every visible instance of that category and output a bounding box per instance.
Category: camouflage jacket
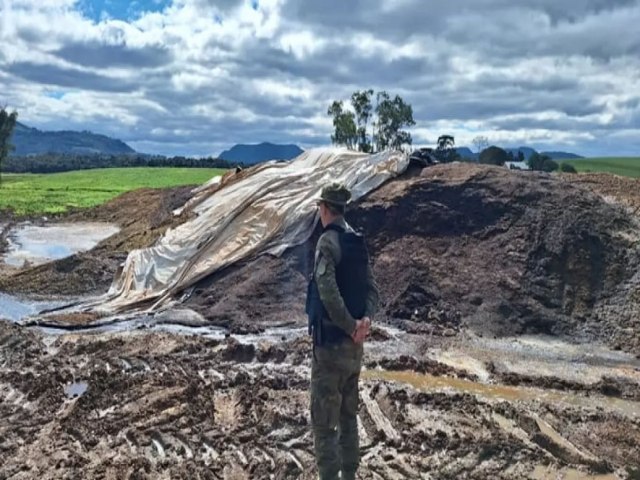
[313,217,380,335]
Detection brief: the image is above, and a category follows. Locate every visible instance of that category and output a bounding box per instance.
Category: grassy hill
[561,157,640,178]
[0,167,225,216]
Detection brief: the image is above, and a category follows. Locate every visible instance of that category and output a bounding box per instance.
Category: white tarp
[78,148,409,314]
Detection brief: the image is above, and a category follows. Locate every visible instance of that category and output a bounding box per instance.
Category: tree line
[2,153,241,174]
[473,142,576,173]
[426,134,577,173]
[326,95,576,173]
[2,104,578,181]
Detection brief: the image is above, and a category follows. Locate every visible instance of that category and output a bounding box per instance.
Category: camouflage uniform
[311,185,379,480]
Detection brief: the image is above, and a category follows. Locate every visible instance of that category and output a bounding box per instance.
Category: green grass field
[0,167,225,216]
[560,157,640,178]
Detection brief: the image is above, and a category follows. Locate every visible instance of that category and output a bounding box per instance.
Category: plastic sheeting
[80,148,409,314]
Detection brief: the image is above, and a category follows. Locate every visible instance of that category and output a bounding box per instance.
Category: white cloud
[278,31,324,59]
[0,0,639,156]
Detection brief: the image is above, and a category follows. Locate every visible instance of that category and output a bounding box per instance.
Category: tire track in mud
[0,323,639,479]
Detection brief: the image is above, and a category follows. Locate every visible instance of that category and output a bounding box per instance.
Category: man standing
[306,183,380,480]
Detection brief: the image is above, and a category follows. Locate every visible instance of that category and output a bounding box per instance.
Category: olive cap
[318,183,352,206]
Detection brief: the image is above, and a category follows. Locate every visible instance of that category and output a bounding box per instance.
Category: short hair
[323,201,345,216]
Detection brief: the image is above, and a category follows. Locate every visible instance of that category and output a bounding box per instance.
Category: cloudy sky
[1,0,639,157]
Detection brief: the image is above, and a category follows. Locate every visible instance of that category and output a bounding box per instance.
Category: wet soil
[0,186,195,295]
[0,222,10,255]
[4,164,640,354]
[1,321,639,479]
[2,164,640,477]
[560,173,640,214]
[0,222,14,279]
[184,164,640,355]
[489,365,640,401]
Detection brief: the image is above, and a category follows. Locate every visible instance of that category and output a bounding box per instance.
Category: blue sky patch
[44,90,67,100]
[78,0,172,22]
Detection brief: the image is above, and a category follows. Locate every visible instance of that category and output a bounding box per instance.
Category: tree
[374,91,415,152]
[350,89,374,153]
[479,146,510,166]
[527,152,544,170]
[327,101,357,150]
[528,152,559,172]
[328,91,415,152]
[435,135,459,163]
[517,151,525,163]
[560,162,577,173]
[0,107,18,185]
[437,135,454,151]
[543,158,559,172]
[472,136,489,154]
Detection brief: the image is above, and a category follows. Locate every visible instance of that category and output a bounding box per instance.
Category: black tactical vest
[306,224,370,346]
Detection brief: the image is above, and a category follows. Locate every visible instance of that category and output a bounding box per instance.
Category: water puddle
[64,381,88,398]
[2,222,119,267]
[363,369,640,418]
[235,327,306,345]
[153,324,305,345]
[0,293,68,322]
[40,319,228,337]
[443,335,640,386]
[473,335,640,370]
[37,317,305,345]
[530,465,617,480]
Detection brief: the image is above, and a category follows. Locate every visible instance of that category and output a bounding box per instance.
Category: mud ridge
[4,165,640,357]
[2,322,639,479]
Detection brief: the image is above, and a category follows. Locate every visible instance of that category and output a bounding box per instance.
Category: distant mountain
[541,151,584,160]
[505,147,538,160]
[504,147,583,160]
[455,147,478,160]
[218,142,303,165]
[10,122,135,156]
[451,145,582,162]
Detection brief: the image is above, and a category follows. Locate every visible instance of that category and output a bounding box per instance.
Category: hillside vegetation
[562,157,640,178]
[0,167,224,216]
[11,122,135,156]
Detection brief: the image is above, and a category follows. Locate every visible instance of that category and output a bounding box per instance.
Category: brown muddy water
[363,369,640,418]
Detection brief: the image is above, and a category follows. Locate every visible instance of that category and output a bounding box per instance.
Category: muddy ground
[8,164,640,353]
[2,164,640,478]
[0,186,195,295]
[3,165,640,354]
[1,320,639,480]
[184,165,640,355]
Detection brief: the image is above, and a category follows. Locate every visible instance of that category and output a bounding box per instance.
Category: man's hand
[351,317,371,344]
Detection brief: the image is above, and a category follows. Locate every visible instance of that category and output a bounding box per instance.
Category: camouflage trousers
[310,339,363,480]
